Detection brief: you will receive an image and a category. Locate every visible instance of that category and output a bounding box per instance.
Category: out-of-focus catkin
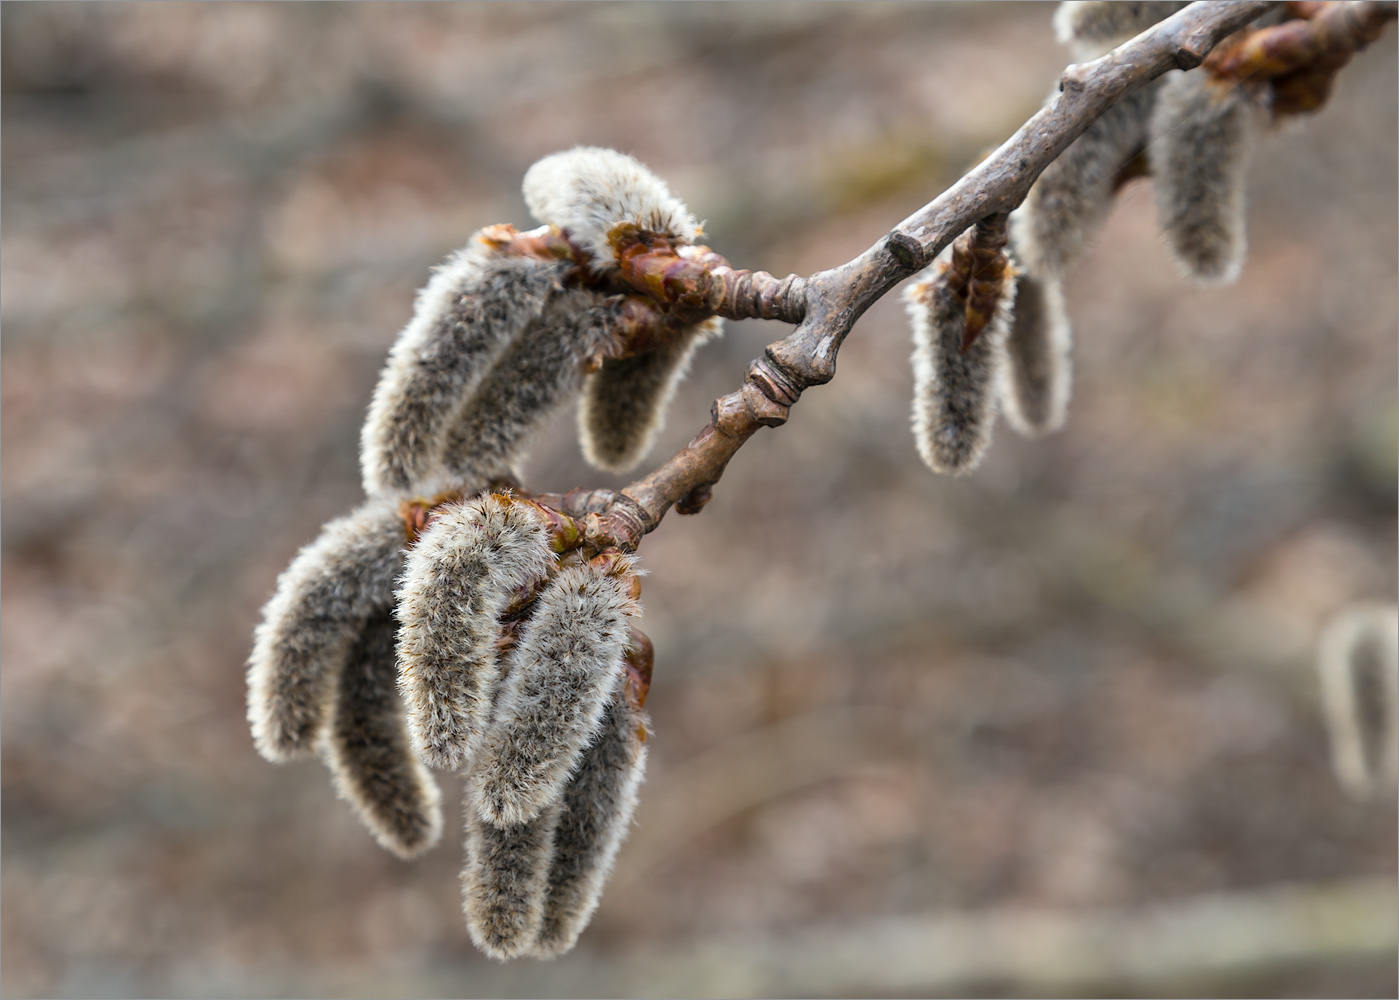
[1317,604,1399,800]
[1000,268,1073,436]
[905,248,1016,477]
[360,241,564,496]
[247,495,409,761]
[471,556,639,828]
[1149,69,1260,285]
[396,495,553,772]
[322,614,443,858]
[531,686,649,959]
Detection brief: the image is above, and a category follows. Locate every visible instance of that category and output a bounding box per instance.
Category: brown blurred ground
[1,3,1395,998]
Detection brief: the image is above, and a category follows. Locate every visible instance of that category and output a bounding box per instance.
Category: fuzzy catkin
[523,146,702,273]
[471,558,638,828]
[247,496,408,761]
[1000,269,1073,436]
[461,799,561,961]
[905,264,1015,476]
[579,317,724,473]
[1012,82,1159,278]
[439,289,616,486]
[1149,70,1258,285]
[360,240,565,496]
[1053,2,1193,59]
[322,614,443,858]
[396,495,553,772]
[1318,605,1399,800]
[531,689,649,959]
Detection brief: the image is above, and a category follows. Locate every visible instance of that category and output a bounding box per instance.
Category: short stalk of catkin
[1000,268,1073,436]
[530,687,650,959]
[1149,69,1259,285]
[396,495,553,772]
[360,240,565,496]
[321,614,443,858]
[247,496,409,761]
[471,557,639,828]
[579,317,724,473]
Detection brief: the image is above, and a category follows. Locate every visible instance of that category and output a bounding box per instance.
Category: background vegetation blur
[2,3,1394,997]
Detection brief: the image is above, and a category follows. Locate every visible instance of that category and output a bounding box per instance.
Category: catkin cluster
[907,1,1365,478]
[248,147,711,959]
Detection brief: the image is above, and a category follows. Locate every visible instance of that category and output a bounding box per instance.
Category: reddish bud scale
[623,627,654,713]
[942,216,1015,352]
[477,223,582,265]
[400,489,466,545]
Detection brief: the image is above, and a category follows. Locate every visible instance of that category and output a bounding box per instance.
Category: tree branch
[558,1,1285,550]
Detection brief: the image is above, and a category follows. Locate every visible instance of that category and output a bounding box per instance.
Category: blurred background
[2,3,1395,997]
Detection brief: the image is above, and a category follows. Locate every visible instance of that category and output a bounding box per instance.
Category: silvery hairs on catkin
[247,494,411,762]
[471,555,640,829]
[523,146,724,474]
[396,494,553,772]
[462,796,562,961]
[360,238,567,496]
[322,613,444,858]
[1149,69,1261,285]
[904,256,1016,477]
[530,685,649,959]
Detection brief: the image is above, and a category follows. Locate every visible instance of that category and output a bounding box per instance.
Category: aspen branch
[570,0,1286,552]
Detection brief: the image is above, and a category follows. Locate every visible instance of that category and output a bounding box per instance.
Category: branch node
[885,231,928,270]
[674,484,713,516]
[747,357,803,407]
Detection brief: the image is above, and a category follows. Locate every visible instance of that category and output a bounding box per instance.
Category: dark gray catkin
[1149,70,1259,285]
[1318,604,1399,800]
[461,797,562,961]
[396,494,554,772]
[1000,268,1073,436]
[471,556,639,828]
[360,241,566,496]
[322,614,443,858]
[247,495,408,761]
[531,688,649,958]
[905,259,1016,476]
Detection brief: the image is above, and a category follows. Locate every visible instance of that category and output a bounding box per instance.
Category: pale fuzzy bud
[1149,70,1259,285]
[1000,269,1073,437]
[471,557,639,828]
[905,262,1015,477]
[247,496,407,761]
[1053,2,1193,59]
[578,317,724,473]
[439,289,616,486]
[1318,604,1399,800]
[531,689,649,959]
[396,495,553,772]
[1013,82,1158,277]
[321,614,443,858]
[461,799,561,961]
[360,238,565,496]
[523,147,702,273]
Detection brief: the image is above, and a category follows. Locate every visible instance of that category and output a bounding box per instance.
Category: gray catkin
[1000,269,1073,436]
[1149,70,1258,285]
[321,614,443,858]
[578,317,724,473]
[1012,82,1159,278]
[461,798,561,961]
[471,558,638,829]
[396,495,553,772]
[1318,604,1399,800]
[905,263,1015,476]
[439,289,617,486]
[247,495,408,761]
[522,147,702,274]
[531,690,649,959]
[1053,2,1193,59]
[360,238,566,496]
